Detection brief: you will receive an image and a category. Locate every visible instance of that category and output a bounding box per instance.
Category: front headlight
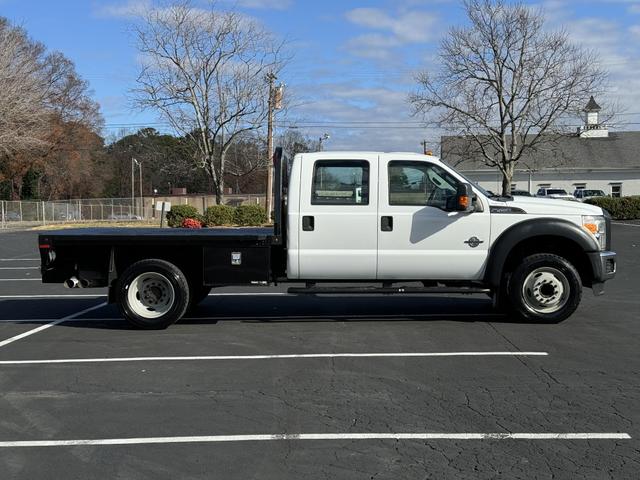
[582,215,606,250]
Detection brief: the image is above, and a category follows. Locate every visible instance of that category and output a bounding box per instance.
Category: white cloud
[95,0,151,18]
[289,81,431,152]
[631,25,640,36]
[234,0,292,9]
[344,34,402,61]
[345,7,437,44]
[343,7,439,63]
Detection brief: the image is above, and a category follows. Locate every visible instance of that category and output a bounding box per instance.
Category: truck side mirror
[449,183,475,212]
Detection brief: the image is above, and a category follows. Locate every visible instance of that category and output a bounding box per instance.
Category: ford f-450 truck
[38,149,616,329]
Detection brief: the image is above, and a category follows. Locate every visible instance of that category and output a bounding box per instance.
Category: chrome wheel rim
[522,267,570,314]
[127,272,175,319]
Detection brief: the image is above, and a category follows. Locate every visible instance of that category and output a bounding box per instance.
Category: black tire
[188,286,212,311]
[508,253,582,323]
[116,259,190,329]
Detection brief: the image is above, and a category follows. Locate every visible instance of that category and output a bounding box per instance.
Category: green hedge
[204,205,235,226]
[168,203,268,227]
[585,196,640,220]
[166,204,200,228]
[234,204,267,226]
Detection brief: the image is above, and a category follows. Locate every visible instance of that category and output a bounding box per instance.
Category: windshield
[547,189,568,195]
[583,190,605,196]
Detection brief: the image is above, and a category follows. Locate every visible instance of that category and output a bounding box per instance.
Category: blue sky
[2,0,640,151]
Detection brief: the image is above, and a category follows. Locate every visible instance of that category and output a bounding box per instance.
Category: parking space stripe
[0,267,39,270]
[207,292,288,296]
[612,222,640,227]
[0,432,630,448]
[0,302,107,349]
[0,279,40,282]
[0,259,39,262]
[0,351,548,365]
[0,295,106,299]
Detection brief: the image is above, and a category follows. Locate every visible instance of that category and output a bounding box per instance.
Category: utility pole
[265,73,284,223]
[265,72,276,223]
[421,140,428,155]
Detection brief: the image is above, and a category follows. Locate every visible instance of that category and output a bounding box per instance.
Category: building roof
[584,96,601,112]
[441,131,640,172]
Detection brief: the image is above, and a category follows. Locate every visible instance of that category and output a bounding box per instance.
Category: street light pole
[138,161,143,218]
[319,133,330,152]
[131,157,136,217]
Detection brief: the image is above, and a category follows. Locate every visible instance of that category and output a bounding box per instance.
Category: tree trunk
[501,163,514,196]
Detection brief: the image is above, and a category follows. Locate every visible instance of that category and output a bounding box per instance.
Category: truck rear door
[296,153,378,279]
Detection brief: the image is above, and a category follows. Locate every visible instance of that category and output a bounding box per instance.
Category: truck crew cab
[39,150,617,329]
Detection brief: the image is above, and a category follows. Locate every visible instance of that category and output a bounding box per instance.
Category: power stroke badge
[464,237,484,248]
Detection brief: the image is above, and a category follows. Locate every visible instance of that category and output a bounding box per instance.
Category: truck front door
[377,157,490,280]
[297,154,378,279]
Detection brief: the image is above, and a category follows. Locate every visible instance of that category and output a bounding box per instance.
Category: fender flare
[484,218,599,287]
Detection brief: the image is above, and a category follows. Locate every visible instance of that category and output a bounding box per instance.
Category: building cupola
[579,96,608,138]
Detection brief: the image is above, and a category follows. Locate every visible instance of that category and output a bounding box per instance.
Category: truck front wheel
[508,253,582,323]
[117,259,190,329]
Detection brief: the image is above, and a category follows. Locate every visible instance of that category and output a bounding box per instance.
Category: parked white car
[574,189,606,202]
[535,188,576,201]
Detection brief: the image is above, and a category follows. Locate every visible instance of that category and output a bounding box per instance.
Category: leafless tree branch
[410,0,609,195]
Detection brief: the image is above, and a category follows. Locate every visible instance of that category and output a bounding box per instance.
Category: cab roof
[295,151,442,162]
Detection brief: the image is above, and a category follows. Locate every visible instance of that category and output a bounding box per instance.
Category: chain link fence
[0,195,266,229]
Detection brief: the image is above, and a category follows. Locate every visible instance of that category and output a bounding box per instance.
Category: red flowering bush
[181,218,203,229]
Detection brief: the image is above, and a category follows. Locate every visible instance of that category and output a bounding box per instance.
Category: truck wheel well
[112,247,203,290]
[502,236,593,287]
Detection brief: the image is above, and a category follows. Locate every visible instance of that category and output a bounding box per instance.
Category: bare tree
[133,1,287,203]
[0,18,105,200]
[0,19,49,157]
[410,0,608,195]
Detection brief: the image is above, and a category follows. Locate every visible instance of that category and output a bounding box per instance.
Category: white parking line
[612,222,640,227]
[0,302,107,349]
[0,432,630,448]
[0,351,548,365]
[0,295,106,299]
[0,259,39,262]
[0,267,39,270]
[0,279,40,282]
[207,292,288,296]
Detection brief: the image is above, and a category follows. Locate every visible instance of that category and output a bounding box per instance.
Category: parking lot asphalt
[0,225,638,479]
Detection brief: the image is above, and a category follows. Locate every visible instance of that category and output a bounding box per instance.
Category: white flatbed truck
[39,148,617,328]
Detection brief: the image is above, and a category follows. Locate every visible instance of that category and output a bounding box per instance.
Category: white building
[441,97,640,197]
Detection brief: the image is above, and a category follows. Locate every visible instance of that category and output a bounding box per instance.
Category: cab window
[312,160,369,205]
[388,161,459,209]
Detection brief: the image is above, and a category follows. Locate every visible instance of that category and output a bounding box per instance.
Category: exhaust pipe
[64,277,80,289]
[79,278,95,288]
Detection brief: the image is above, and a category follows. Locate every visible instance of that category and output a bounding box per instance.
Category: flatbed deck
[40,227,275,245]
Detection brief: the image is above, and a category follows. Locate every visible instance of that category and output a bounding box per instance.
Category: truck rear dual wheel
[507,254,582,323]
[117,259,190,329]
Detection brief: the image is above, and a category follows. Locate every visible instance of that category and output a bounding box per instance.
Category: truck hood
[489,196,604,216]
